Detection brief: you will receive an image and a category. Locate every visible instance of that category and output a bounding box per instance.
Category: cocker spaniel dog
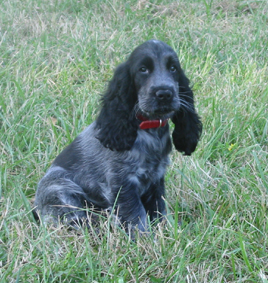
[35,40,202,234]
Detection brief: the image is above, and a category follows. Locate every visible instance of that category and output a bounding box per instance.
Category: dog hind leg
[34,168,89,226]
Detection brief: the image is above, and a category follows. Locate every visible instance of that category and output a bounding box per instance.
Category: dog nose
[155,89,173,100]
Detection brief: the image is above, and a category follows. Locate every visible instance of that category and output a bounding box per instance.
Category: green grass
[1,0,268,282]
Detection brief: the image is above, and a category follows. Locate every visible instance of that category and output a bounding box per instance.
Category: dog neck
[137,114,169,130]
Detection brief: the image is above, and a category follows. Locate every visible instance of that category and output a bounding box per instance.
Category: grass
[1,0,268,282]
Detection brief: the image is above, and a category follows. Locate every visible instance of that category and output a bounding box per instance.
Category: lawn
[1,0,268,282]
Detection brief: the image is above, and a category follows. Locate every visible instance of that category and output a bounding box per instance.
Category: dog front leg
[113,185,147,233]
[141,177,166,223]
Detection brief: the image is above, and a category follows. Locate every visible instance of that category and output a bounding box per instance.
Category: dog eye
[170,65,177,73]
[139,66,148,73]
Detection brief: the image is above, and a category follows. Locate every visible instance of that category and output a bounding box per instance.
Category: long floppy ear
[95,62,138,151]
[171,71,202,155]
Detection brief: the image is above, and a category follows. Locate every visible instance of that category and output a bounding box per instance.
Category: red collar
[137,114,169,130]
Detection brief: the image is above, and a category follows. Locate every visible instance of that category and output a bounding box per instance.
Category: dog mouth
[138,107,175,120]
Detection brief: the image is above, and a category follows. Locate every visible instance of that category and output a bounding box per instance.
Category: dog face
[130,40,181,119]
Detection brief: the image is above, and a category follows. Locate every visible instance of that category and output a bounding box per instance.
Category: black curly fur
[95,62,139,150]
[171,72,203,155]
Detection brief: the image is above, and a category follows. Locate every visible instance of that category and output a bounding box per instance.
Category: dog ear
[171,71,202,155]
[95,62,138,151]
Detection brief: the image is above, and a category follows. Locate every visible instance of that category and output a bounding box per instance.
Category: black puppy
[35,40,202,233]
